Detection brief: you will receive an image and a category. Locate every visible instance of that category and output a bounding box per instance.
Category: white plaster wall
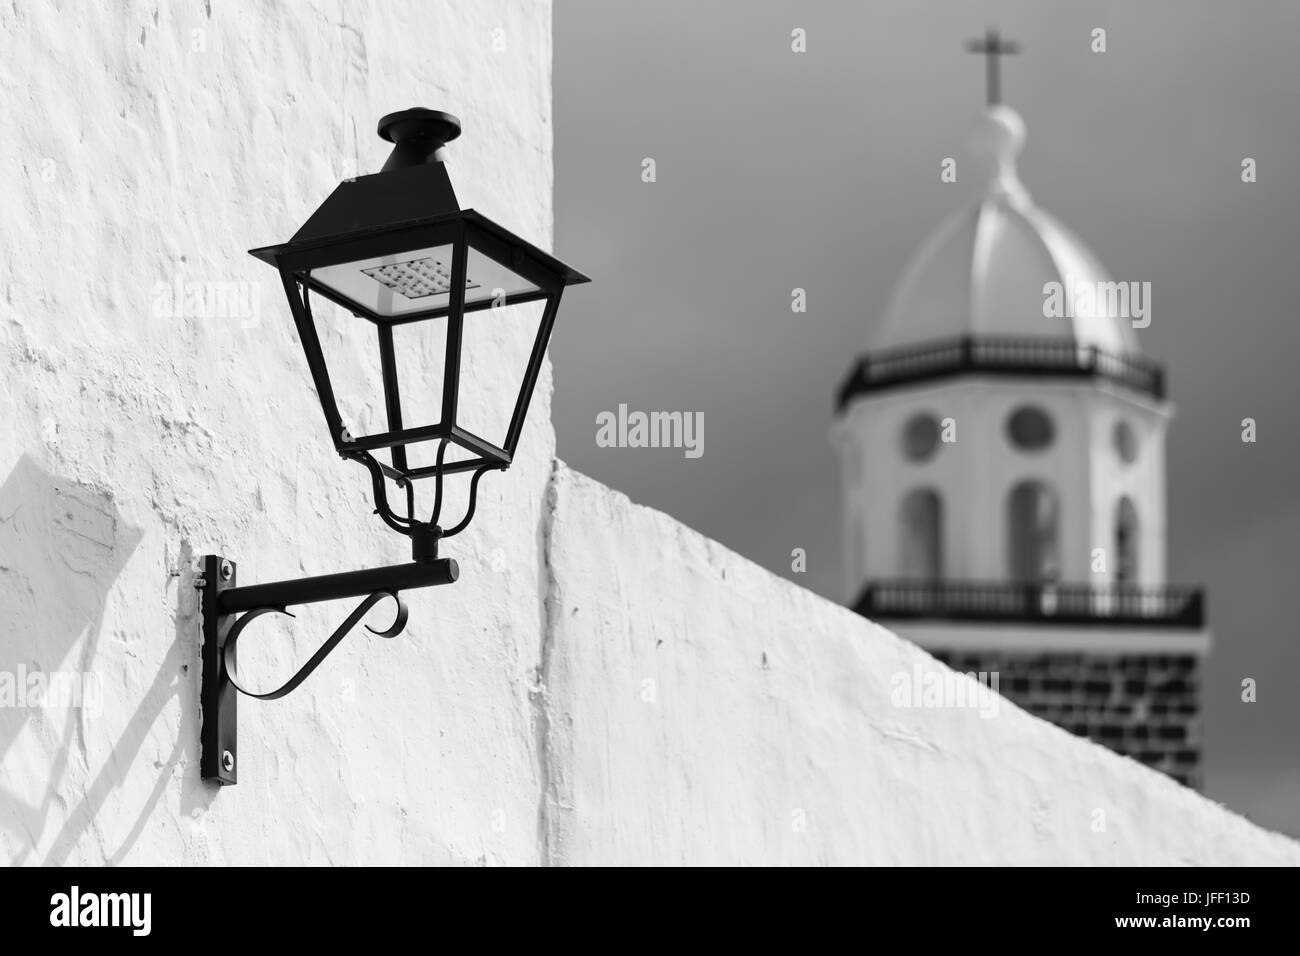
[0,0,556,866]
[543,464,1297,864]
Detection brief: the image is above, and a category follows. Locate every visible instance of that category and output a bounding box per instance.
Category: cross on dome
[964,27,1019,106]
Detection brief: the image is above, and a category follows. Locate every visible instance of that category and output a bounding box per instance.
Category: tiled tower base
[931,649,1202,789]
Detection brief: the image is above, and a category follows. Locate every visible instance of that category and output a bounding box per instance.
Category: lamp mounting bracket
[197,553,458,785]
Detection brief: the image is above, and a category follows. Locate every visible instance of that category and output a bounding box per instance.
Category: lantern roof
[249,108,589,296]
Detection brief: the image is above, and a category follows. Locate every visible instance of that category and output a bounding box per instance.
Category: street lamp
[199,108,589,785]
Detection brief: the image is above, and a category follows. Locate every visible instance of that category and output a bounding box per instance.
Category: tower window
[902,414,941,462]
[1006,406,1055,451]
[900,488,943,580]
[1113,419,1138,464]
[1007,480,1059,582]
[1115,497,1139,585]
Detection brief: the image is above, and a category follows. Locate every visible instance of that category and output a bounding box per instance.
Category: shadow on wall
[0,453,157,864]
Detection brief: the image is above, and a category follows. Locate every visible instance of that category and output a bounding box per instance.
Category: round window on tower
[1006,406,1055,451]
[901,414,942,462]
[1113,419,1138,464]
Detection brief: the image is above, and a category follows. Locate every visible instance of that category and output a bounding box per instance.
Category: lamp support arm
[217,558,458,614]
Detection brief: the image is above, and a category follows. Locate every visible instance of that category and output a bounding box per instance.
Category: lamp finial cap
[378,108,462,170]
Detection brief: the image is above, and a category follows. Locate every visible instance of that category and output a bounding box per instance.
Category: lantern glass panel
[457,297,548,454]
[463,244,544,306]
[388,314,450,438]
[309,299,389,442]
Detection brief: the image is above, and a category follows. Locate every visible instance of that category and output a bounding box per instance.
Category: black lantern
[198,109,589,785]
[250,107,589,559]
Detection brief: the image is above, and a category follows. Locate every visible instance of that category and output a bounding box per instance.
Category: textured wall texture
[1,0,1295,867]
[542,465,1298,865]
[0,0,556,866]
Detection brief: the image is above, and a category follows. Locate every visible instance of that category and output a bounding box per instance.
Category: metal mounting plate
[199,554,238,785]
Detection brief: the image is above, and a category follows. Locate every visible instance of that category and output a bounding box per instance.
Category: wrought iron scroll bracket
[222,590,408,701]
[197,553,458,786]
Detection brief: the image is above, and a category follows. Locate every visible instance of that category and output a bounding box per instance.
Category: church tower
[832,35,1210,788]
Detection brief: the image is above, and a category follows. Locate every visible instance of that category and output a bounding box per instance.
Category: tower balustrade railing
[836,335,1166,410]
[855,579,1204,628]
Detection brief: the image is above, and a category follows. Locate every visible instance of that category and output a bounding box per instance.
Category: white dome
[872,106,1139,356]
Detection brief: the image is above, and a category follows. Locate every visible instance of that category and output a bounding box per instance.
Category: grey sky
[553,0,1300,835]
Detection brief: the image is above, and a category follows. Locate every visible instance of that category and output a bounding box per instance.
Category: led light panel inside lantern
[361,256,480,300]
[313,244,544,320]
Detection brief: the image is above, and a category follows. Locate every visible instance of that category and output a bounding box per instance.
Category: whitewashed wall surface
[0,0,1295,865]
